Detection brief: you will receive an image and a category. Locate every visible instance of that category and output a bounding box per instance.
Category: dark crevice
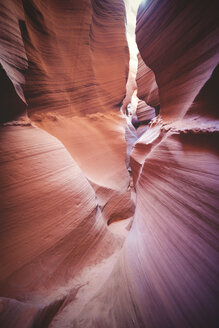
[0,65,26,123]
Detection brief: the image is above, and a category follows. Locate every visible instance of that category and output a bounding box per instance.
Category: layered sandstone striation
[0,0,219,327]
[72,128,219,328]
[136,99,155,122]
[136,0,219,121]
[69,1,219,327]
[0,0,133,326]
[1,0,130,190]
[0,0,27,103]
[0,124,128,326]
[136,53,159,108]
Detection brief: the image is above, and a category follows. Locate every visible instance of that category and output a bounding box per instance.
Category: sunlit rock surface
[0,124,127,326]
[72,1,219,327]
[0,0,219,327]
[0,0,130,191]
[1,0,128,118]
[0,0,132,326]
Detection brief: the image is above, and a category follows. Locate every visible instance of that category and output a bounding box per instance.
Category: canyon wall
[1,0,130,189]
[0,0,218,327]
[0,0,132,326]
[136,53,159,108]
[136,0,219,121]
[70,1,219,327]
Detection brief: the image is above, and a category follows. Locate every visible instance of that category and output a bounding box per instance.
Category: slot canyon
[0,0,218,327]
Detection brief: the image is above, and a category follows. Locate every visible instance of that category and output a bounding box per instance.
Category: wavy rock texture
[136,53,159,107]
[0,0,219,327]
[136,99,156,122]
[136,0,219,121]
[1,0,130,190]
[36,111,129,191]
[130,122,163,186]
[0,125,96,289]
[19,0,128,118]
[62,1,219,327]
[0,0,132,326]
[0,0,27,103]
[72,127,218,328]
[0,124,125,326]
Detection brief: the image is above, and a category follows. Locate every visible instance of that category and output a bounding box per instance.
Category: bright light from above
[121,0,143,112]
[124,0,142,73]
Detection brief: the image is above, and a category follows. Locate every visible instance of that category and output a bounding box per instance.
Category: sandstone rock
[1,0,130,191]
[0,0,218,327]
[136,0,219,121]
[136,53,159,107]
[72,125,219,328]
[136,99,156,122]
[0,124,125,326]
[0,0,27,103]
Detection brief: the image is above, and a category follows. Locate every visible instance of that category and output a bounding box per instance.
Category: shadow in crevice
[0,65,26,123]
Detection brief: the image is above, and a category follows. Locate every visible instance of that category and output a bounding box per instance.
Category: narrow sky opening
[122,0,142,112]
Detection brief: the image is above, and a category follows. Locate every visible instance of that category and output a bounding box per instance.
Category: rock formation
[1,0,130,190]
[136,53,159,108]
[136,0,219,121]
[0,0,218,327]
[136,99,155,122]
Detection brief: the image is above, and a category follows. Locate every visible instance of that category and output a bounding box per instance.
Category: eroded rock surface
[0,1,132,326]
[0,0,218,327]
[136,53,159,108]
[1,0,130,191]
[136,0,219,121]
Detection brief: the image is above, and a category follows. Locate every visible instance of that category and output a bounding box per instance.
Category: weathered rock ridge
[136,0,219,121]
[0,0,219,327]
